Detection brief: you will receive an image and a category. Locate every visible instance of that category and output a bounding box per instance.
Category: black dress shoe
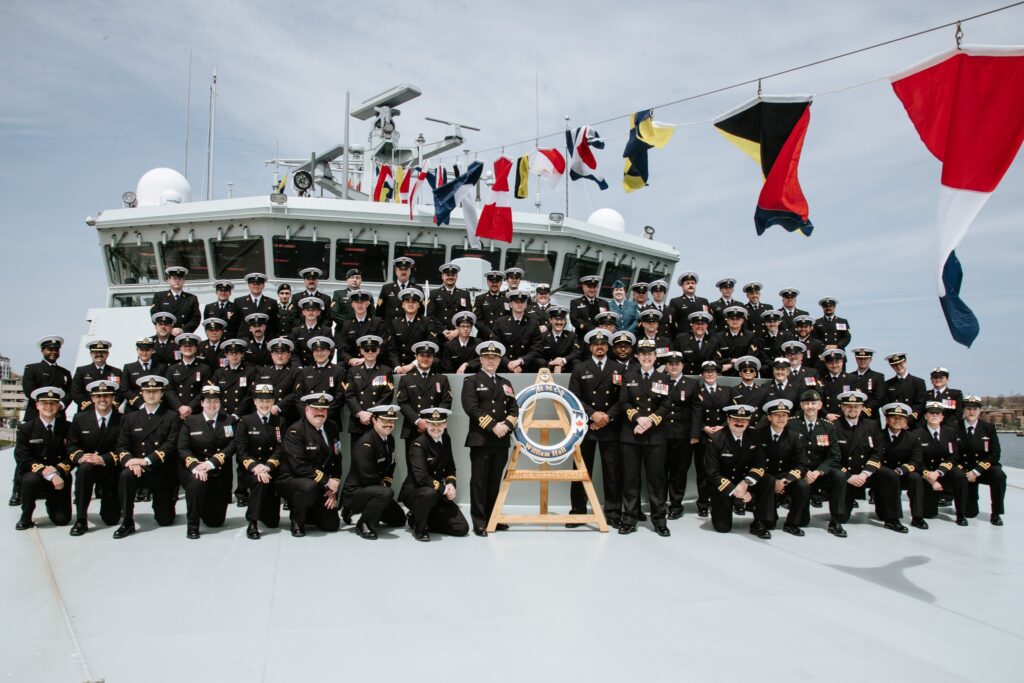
[113,521,136,539]
[810,497,823,508]
[883,520,908,533]
[341,507,353,525]
[697,505,709,518]
[749,522,771,539]
[910,517,929,530]
[828,521,848,538]
[69,521,88,536]
[783,524,805,537]
[956,515,968,527]
[8,493,21,507]
[990,514,1003,526]
[282,500,290,511]
[564,521,584,529]
[291,521,306,537]
[356,521,378,540]
[667,510,683,520]
[618,523,637,535]
[655,525,671,538]
[637,511,648,522]
[15,518,35,531]
[186,525,200,539]
[495,523,510,531]
[246,521,261,540]
[851,500,860,509]
[235,495,249,508]
[406,511,416,529]
[473,527,488,537]
[733,502,746,516]
[414,530,431,542]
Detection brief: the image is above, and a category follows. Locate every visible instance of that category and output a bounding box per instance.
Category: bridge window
[505,249,556,285]
[637,267,672,288]
[559,255,601,292]
[451,246,502,271]
[112,293,157,308]
[336,240,390,283]
[273,236,330,280]
[395,245,447,284]
[600,262,635,299]
[160,241,209,280]
[106,242,159,285]
[211,237,265,280]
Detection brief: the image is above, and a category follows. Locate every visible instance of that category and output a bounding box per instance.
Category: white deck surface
[1,449,1020,683]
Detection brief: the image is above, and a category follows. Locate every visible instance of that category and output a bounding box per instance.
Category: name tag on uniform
[722,452,733,458]
[651,382,669,396]
[190,431,203,436]
[372,375,388,387]
[329,376,335,388]
[133,428,143,432]
[836,323,847,331]
[503,384,514,397]
[306,445,318,451]
[867,436,874,448]
[581,374,594,380]
[80,430,91,434]
[816,435,830,447]
[239,377,247,387]
[29,438,44,444]
[196,371,202,382]
[249,429,260,435]
[948,442,954,454]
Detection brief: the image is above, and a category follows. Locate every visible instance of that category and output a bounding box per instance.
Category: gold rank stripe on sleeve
[749,467,765,477]
[940,462,953,471]
[445,475,457,483]
[314,469,325,484]
[31,463,45,473]
[116,451,130,465]
[242,458,255,470]
[903,464,916,472]
[213,452,226,466]
[979,462,991,470]
[267,458,280,468]
[506,416,517,427]
[478,416,493,429]
[718,478,731,492]
[626,408,639,421]
[185,456,199,468]
[57,463,71,474]
[789,469,802,479]
[432,480,441,491]
[342,382,350,391]
[152,450,166,463]
[383,476,393,486]
[650,414,663,426]
[79,401,90,411]
[69,449,84,463]
[866,460,881,469]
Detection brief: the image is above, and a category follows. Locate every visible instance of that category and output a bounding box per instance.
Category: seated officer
[958,395,1005,525]
[14,388,72,530]
[790,390,848,537]
[915,401,969,526]
[400,408,469,542]
[342,405,407,540]
[704,404,773,538]
[277,392,342,537]
[754,399,810,536]
[236,384,286,540]
[70,340,123,410]
[66,380,122,535]
[177,385,237,539]
[880,402,927,530]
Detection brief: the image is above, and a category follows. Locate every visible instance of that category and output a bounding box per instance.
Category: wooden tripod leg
[539,462,550,514]
[486,444,520,532]
[574,447,609,532]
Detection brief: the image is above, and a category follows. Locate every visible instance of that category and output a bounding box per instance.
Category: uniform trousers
[798,468,847,526]
[179,468,231,528]
[691,440,712,508]
[277,478,340,531]
[620,442,667,526]
[347,485,405,531]
[571,439,620,524]
[922,467,968,518]
[119,467,178,525]
[469,445,508,529]
[405,488,470,536]
[839,467,901,523]
[898,470,925,518]
[247,478,281,527]
[19,472,72,526]
[710,480,773,533]
[966,465,1006,516]
[74,463,120,525]
[665,437,694,514]
[767,476,810,527]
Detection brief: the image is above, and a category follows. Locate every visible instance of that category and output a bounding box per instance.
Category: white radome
[136,167,192,207]
[586,208,626,232]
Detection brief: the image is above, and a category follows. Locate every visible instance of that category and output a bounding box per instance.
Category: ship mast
[205,68,217,201]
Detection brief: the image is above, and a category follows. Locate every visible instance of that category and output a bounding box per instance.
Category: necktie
[46,424,53,442]
[142,364,149,372]
[99,416,107,431]
[933,430,940,441]
[643,372,650,381]
[597,362,604,372]
[422,373,429,379]
[968,426,974,436]
[807,423,815,432]
[263,416,269,426]
[174,295,180,302]
[773,433,779,443]
[777,383,784,391]
[219,302,226,310]
[208,420,215,430]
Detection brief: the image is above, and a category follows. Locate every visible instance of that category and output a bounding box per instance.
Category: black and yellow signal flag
[514,154,530,198]
[623,109,674,192]
[713,96,814,236]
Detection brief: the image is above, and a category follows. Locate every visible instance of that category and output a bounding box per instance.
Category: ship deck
[1,449,1021,683]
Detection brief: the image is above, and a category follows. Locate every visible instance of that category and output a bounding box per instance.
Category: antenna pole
[564,115,570,219]
[206,68,217,201]
[342,90,351,200]
[184,50,192,179]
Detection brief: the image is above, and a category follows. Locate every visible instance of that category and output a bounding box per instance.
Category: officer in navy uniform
[569,275,608,338]
[819,349,855,420]
[204,280,238,329]
[14,388,72,530]
[149,265,201,334]
[729,356,768,423]
[376,256,421,324]
[643,280,674,338]
[291,296,332,367]
[883,353,927,429]
[20,336,73,424]
[958,395,1005,525]
[792,317,826,374]
[915,402,969,525]
[879,402,927,529]
[243,312,273,368]
[491,290,543,373]
[781,340,820,391]
[763,357,802,408]
[197,317,228,371]
[813,297,851,349]
[789,390,849,537]
[177,385,237,539]
[331,268,376,324]
[742,281,774,338]
[426,262,472,340]
[277,392,342,537]
[674,311,720,375]
[150,312,180,367]
[344,335,395,449]
[776,288,808,334]
[400,408,469,541]
[634,308,673,358]
[833,391,905,531]
[164,333,211,421]
[715,306,759,375]
[693,360,732,517]
[533,306,581,373]
[121,337,167,414]
[441,311,480,374]
[388,288,433,371]
[295,336,347,414]
[233,272,281,338]
[396,341,452,455]
[567,330,623,527]
[610,330,637,371]
[235,383,286,539]
[296,266,333,329]
[709,277,739,333]
[661,351,700,520]
[254,338,299,425]
[277,283,299,333]
[342,405,408,539]
[461,341,519,536]
[472,271,509,342]
[334,289,389,370]
[70,340,124,410]
[529,283,555,327]
[755,310,791,376]
[754,399,811,536]
[926,367,964,425]
[704,404,773,538]
[66,380,122,535]
[849,347,886,420]
[212,339,257,505]
[667,272,710,339]
[112,376,181,538]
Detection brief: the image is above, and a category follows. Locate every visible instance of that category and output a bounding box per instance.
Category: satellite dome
[136,168,192,207]
[586,208,626,232]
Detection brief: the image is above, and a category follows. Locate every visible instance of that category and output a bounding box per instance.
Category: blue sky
[1,1,1022,392]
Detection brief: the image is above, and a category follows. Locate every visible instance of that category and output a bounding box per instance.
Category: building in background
[0,354,23,428]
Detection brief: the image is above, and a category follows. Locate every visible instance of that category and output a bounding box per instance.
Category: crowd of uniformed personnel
[11,262,1007,541]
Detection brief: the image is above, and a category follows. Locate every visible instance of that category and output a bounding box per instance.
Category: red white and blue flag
[565,126,608,190]
[433,161,484,247]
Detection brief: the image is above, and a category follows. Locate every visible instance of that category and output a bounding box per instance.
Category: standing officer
[377,256,420,324]
[291,297,331,367]
[849,347,886,420]
[668,272,709,339]
[277,283,299,333]
[294,337,347,418]
[234,273,281,338]
[177,385,236,539]
[566,330,623,527]
[344,335,394,449]
[661,350,700,520]
[389,288,433,372]
[400,408,469,541]
[212,339,256,506]
[569,275,608,337]
[277,392,342,537]
[14,388,72,530]
[958,395,1005,525]
[715,306,758,375]
[916,402,969,526]
[332,268,375,324]
[675,311,720,375]
[617,339,672,536]
[472,270,509,342]
[819,349,854,421]
[792,317,826,374]
[297,266,333,328]
[427,262,472,340]
[635,309,673,358]
[112,376,181,538]
[709,277,739,332]
[742,281,774,338]
[70,340,123,410]
[534,306,580,373]
[150,265,201,334]
[441,311,480,374]
[776,288,808,334]
[644,280,674,338]
[203,280,238,329]
[781,340,820,389]
[704,405,773,538]
[21,335,73,424]
[242,313,273,368]
[396,341,452,456]
[334,290,388,369]
[813,297,851,349]
[66,380,122,535]
[755,310,790,376]
[755,399,810,536]
[150,312,179,367]
[165,333,211,421]
[198,317,228,370]
[235,384,286,540]
[342,405,407,539]
[693,360,731,517]
[491,290,542,373]
[926,367,964,425]
[879,402,927,529]
[503,266,526,294]
[790,390,848,537]
[461,341,519,536]
[763,357,802,408]
[884,353,927,429]
[729,356,768,423]
[253,338,299,425]
[120,337,166,414]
